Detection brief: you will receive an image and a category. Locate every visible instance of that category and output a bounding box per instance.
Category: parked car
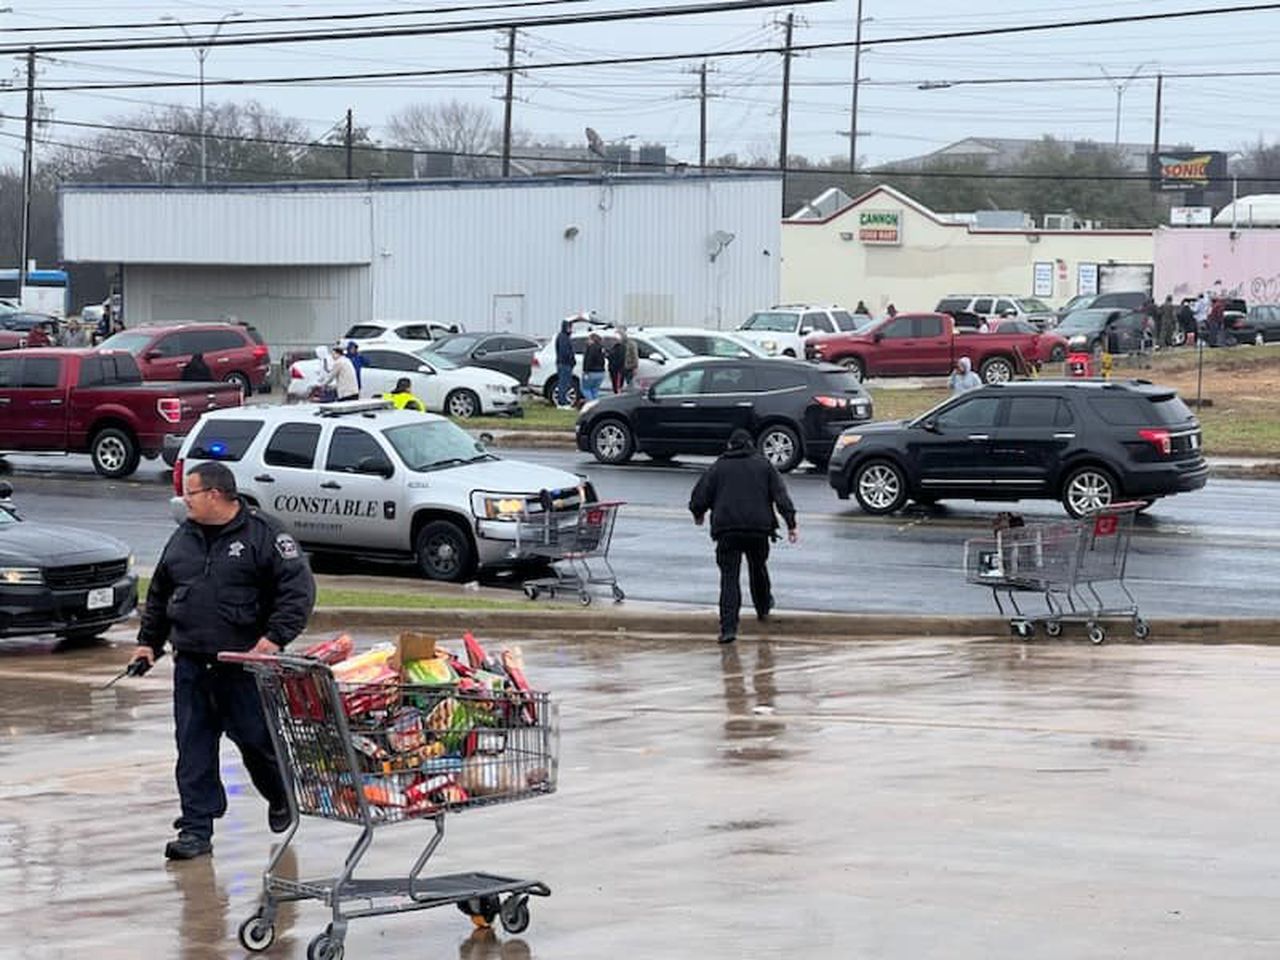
[576,357,872,472]
[978,318,1070,364]
[632,326,770,359]
[0,480,139,640]
[0,348,243,478]
[0,312,62,344]
[804,312,1039,384]
[736,304,864,358]
[1054,309,1146,356]
[343,321,461,346]
[828,379,1208,518]
[1225,303,1280,345]
[1089,291,1150,312]
[172,401,595,581]
[935,295,1057,330]
[428,332,541,385]
[288,344,521,418]
[528,330,694,405]
[98,322,271,393]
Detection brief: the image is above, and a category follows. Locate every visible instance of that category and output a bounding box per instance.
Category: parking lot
[3,630,1280,958]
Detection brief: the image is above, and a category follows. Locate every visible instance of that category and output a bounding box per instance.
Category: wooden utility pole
[501,26,517,177]
[850,0,864,172]
[344,108,354,179]
[1152,72,1163,155]
[699,61,709,167]
[19,48,36,300]
[779,13,794,214]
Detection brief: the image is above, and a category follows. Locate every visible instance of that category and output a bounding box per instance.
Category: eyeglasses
[183,486,217,500]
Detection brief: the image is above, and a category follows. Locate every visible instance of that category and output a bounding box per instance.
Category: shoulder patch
[275,532,301,560]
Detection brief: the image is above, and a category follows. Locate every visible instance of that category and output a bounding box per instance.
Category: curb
[308,606,1280,645]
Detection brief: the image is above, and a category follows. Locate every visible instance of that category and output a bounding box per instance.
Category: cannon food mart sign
[858,209,902,245]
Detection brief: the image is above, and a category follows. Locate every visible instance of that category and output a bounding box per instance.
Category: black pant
[715,532,772,638]
[173,653,287,840]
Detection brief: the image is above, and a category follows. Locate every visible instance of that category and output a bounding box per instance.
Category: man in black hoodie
[689,429,798,643]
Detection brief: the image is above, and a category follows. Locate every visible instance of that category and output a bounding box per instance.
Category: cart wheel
[1011,620,1034,639]
[523,584,538,600]
[307,928,343,960]
[500,894,531,935]
[1044,620,1063,638]
[612,584,626,603]
[1088,624,1106,645]
[1133,618,1151,641]
[579,591,592,607]
[237,914,275,952]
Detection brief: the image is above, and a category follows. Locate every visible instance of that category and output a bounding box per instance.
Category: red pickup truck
[0,349,242,478]
[804,311,1044,384]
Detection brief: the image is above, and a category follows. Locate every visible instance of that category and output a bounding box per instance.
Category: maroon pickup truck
[804,312,1041,384]
[0,349,242,478]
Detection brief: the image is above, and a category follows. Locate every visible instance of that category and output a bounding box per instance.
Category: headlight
[486,383,508,393]
[834,434,863,451]
[1068,335,1086,347]
[0,566,43,585]
[471,494,526,520]
[127,553,135,572]
[852,402,868,417]
[761,339,778,354]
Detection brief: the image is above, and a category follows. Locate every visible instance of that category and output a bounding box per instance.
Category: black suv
[828,379,1208,517]
[576,358,872,472]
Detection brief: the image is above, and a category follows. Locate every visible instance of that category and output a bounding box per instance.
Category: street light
[1097,62,1154,147]
[162,10,242,183]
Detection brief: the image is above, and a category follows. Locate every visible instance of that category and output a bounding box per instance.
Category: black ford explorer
[828,379,1209,518]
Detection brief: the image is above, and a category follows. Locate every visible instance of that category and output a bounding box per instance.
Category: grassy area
[866,387,949,423]
[138,578,539,611]
[460,402,577,432]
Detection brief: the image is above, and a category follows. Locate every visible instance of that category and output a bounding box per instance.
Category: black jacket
[555,330,575,366]
[689,447,797,540]
[583,341,606,373]
[181,356,213,381]
[138,500,316,657]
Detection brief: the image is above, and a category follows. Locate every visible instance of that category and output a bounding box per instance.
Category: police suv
[171,400,595,581]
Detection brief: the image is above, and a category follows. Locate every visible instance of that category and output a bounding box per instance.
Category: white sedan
[288,345,521,418]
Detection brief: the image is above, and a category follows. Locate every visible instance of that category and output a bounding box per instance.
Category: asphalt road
[2,449,1278,617]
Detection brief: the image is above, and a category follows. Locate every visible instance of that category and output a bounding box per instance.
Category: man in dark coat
[554,319,576,407]
[689,429,798,644]
[181,352,213,381]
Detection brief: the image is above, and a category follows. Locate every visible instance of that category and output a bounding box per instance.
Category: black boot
[164,832,212,860]
[268,803,292,834]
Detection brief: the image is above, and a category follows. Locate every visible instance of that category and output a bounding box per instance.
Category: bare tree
[386,100,501,176]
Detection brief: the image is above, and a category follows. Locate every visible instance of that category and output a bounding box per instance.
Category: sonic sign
[858,209,902,245]
[1150,150,1227,192]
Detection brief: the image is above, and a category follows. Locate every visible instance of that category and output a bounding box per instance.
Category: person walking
[1158,295,1176,349]
[854,300,871,316]
[949,356,982,394]
[554,320,576,408]
[128,461,316,860]
[345,341,367,390]
[1177,299,1196,345]
[322,344,360,401]
[689,429,798,645]
[181,352,213,382]
[607,333,626,394]
[1207,296,1226,347]
[385,376,425,411]
[619,325,639,388]
[581,331,606,401]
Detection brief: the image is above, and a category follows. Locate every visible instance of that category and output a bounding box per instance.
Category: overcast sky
[3,0,1276,171]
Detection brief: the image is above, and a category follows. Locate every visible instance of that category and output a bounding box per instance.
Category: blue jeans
[582,371,605,401]
[555,364,575,405]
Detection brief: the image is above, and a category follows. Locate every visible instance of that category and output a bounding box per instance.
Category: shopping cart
[516,499,625,606]
[962,502,1149,644]
[220,651,559,960]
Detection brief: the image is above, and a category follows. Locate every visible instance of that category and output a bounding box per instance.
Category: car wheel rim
[425,536,459,576]
[1067,471,1112,514]
[985,360,1012,383]
[858,464,900,509]
[97,438,126,471]
[595,424,626,460]
[449,393,477,417]
[761,431,794,467]
[1257,333,1265,346]
[840,359,863,380]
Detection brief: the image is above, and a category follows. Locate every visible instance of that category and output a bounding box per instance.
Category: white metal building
[59,174,781,352]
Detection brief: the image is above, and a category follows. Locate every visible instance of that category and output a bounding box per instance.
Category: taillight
[290,364,304,379]
[1138,428,1171,455]
[813,395,850,409]
[252,345,269,360]
[173,458,184,496]
[157,397,183,423]
[531,356,541,367]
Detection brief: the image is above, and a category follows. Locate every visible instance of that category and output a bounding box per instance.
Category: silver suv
[935,295,1057,329]
[737,304,865,357]
[172,400,594,581]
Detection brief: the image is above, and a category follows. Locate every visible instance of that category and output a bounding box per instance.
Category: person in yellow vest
[385,377,425,411]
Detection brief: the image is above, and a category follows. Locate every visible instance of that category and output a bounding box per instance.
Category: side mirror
[357,456,394,478]
[144,350,163,360]
[651,353,665,364]
[646,386,658,402]
[799,327,813,336]
[873,331,884,343]
[417,365,435,375]
[922,418,939,433]
[0,480,12,500]
[473,349,487,358]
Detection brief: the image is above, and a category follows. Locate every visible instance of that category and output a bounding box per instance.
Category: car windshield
[1055,310,1110,333]
[97,331,154,354]
[1017,298,1050,312]
[643,335,694,359]
[413,348,460,370]
[741,312,798,332]
[431,334,483,357]
[383,421,495,471]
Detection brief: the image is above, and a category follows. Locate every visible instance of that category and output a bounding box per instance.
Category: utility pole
[1152,72,1163,155]
[778,12,794,214]
[19,47,35,303]
[699,61,709,167]
[501,26,516,177]
[344,108,354,179]
[849,0,864,172]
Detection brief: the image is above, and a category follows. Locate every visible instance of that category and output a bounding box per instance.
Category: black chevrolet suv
[576,357,872,472]
[828,379,1208,517]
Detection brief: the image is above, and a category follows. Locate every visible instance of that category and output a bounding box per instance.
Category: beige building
[781,184,1155,313]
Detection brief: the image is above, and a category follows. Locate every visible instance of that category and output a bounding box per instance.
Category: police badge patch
[275,533,301,560]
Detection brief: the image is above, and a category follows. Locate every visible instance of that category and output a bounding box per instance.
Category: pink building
[1154,227,1280,303]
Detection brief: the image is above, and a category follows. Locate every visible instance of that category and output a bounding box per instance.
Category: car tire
[414,520,476,582]
[1049,345,1067,363]
[91,427,141,479]
[839,356,866,382]
[782,349,797,358]
[1061,465,1117,518]
[589,418,634,465]
[223,371,251,394]
[445,389,481,419]
[546,375,580,407]
[758,423,803,473]
[979,355,1015,384]
[852,459,908,515]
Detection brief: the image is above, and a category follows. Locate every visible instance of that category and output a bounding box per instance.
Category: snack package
[331,643,397,684]
[300,633,354,665]
[459,757,518,797]
[351,733,389,763]
[464,631,502,673]
[501,647,539,725]
[403,657,458,686]
[386,707,427,754]
[361,776,406,808]
[341,665,400,716]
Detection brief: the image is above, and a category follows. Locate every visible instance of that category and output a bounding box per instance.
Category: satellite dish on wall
[586,127,606,158]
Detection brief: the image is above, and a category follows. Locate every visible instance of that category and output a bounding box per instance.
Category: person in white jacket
[949,356,982,394]
[322,344,360,401]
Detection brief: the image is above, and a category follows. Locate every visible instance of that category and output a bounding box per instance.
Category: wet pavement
[3,629,1280,958]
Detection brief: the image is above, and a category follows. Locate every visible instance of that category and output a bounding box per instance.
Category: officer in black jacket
[129,461,316,860]
[689,429,798,644]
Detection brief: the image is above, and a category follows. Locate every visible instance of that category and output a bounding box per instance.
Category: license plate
[87,587,114,611]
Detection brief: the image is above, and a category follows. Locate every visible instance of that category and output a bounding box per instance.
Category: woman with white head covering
[949,356,982,394]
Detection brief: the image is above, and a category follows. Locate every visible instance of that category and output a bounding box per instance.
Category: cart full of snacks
[515,499,625,605]
[222,630,558,960]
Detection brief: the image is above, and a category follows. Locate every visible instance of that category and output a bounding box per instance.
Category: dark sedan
[429,332,541,385]
[1055,308,1146,355]
[1226,304,1280,345]
[576,357,872,472]
[0,481,138,640]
